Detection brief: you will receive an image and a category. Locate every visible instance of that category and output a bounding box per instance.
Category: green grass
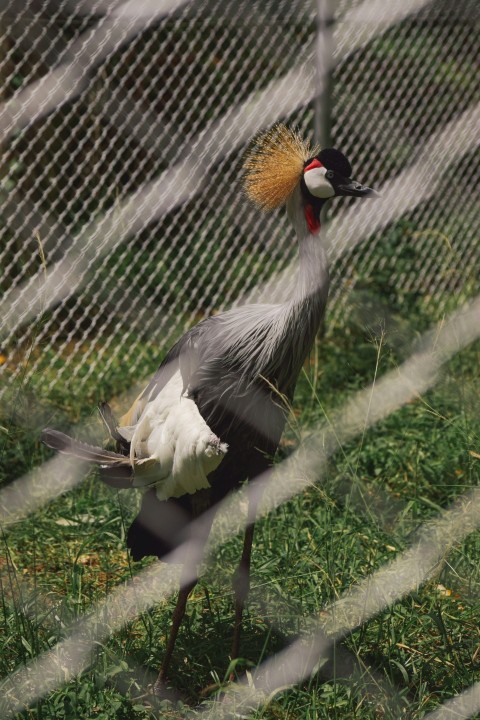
[1,308,479,719]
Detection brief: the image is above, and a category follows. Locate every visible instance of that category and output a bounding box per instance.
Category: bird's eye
[325,170,334,180]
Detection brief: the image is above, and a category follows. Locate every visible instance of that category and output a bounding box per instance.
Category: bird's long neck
[227,187,330,397]
[260,186,329,395]
[286,186,330,330]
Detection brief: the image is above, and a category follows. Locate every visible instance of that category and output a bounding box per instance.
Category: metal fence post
[314,0,333,149]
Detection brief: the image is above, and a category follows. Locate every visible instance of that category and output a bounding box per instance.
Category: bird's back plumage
[107,305,294,561]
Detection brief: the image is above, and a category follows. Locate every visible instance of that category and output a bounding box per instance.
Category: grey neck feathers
[284,185,330,341]
[248,186,330,395]
[211,187,330,396]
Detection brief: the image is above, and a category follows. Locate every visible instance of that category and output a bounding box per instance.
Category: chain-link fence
[1,3,480,716]
[0,0,479,399]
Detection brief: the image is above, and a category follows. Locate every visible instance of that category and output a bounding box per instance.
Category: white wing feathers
[118,370,227,500]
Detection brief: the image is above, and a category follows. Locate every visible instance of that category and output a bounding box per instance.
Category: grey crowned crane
[42,124,377,693]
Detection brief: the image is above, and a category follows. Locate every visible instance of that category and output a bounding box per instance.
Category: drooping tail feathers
[41,428,126,464]
[41,428,133,488]
[41,429,213,562]
[98,401,130,451]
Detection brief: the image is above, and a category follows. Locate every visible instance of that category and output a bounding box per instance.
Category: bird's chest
[192,373,286,457]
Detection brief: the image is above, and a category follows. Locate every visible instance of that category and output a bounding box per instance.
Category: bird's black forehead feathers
[316,148,352,178]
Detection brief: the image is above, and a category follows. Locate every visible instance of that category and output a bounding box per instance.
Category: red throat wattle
[303,158,323,233]
[304,204,321,234]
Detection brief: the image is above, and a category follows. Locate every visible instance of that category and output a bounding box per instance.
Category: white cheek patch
[304,166,335,199]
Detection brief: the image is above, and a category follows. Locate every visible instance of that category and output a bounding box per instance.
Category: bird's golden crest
[242,124,318,210]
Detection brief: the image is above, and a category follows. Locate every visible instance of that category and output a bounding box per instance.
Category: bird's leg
[153,573,197,695]
[230,487,258,672]
[154,489,213,695]
[230,522,255,665]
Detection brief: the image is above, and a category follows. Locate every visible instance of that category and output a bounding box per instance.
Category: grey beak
[337,179,380,198]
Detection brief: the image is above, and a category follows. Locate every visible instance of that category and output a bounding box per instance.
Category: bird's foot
[150,677,183,702]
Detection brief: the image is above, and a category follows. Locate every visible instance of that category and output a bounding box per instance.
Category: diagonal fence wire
[0,455,90,529]
[0,0,196,140]
[3,0,463,400]
[0,3,478,707]
[0,59,314,337]
[3,83,478,356]
[0,0,431,141]
[0,0,436,333]
[0,293,478,717]
[210,487,480,719]
[423,683,480,720]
